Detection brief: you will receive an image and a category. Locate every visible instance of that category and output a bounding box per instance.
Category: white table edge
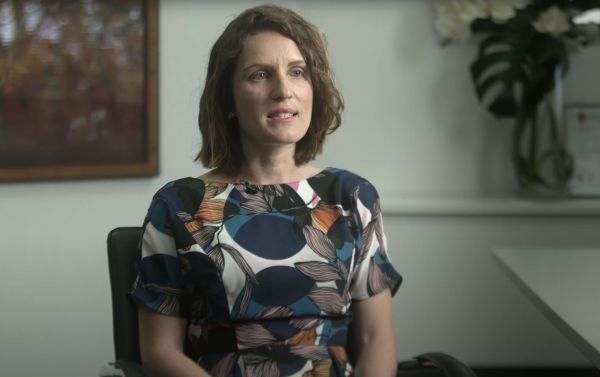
[492,248,600,369]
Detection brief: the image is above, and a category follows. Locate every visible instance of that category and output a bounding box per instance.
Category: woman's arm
[350,288,398,377]
[138,306,211,377]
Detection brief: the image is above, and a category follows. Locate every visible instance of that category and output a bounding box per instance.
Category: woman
[131,5,401,377]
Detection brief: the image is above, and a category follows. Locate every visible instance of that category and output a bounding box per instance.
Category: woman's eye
[250,71,268,80]
[291,68,305,78]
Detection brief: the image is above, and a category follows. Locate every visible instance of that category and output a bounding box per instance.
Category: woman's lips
[268,112,295,119]
[267,108,298,122]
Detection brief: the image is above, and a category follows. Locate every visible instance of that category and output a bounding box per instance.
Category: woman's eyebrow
[287,59,307,67]
[241,59,307,73]
[241,63,271,73]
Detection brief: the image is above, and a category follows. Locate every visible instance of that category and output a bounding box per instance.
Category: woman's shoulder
[311,167,380,207]
[318,167,378,192]
[154,176,205,193]
[150,177,207,207]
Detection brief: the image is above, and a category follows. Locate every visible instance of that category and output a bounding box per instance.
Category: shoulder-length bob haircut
[196,5,344,172]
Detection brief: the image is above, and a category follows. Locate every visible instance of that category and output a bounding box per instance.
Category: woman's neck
[237,163,306,185]
[235,143,311,184]
[201,143,321,185]
[202,160,321,186]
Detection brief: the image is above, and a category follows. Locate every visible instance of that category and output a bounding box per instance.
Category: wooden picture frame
[0,0,158,182]
[565,103,600,197]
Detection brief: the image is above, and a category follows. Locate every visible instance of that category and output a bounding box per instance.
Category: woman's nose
[270,75,292,100]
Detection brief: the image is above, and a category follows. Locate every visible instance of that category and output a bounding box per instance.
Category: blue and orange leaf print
[204,182,228,200]
[295,261,342,282]
[335,259,348,279]
[372,200,387,258]
[284,328,317,346]
[177,211,201,231]
[367,258,387,297]
[307,287,344,314]
[193,225,219,249]
[290,345,330,361]
[197,198,226,224]
[241,191,272,214]
[220,243,257,284]
[289,317,323,331]
[242,353,270,364]
[236,322,276,348]
[273,184,308,215]
[302,225,336,262]
[156,295,180,315]
[177,210,219,249]
[207,245,225,271]
[237,276,253,319]
[140,283,182,296]
[245,359,279,377]
[254,306,293,320]
[261,183,285,198]
[358,220,376,263]
[310,202,342,234]
[209,353,237,377]
[307,358,334,377]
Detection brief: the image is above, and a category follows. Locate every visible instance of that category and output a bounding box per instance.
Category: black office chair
[101,227,147,377]
[101,227,477,377]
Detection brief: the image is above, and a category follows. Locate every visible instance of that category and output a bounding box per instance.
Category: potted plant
[434,0,600,196]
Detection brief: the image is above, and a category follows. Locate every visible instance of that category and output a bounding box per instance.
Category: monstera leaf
[469,14,573,191]
[469,17,569,120]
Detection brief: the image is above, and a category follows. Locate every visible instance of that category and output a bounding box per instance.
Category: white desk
[493,248,600,368]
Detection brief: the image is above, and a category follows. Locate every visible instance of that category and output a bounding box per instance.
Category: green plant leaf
[469,26,569,120]
[470,35,524,118]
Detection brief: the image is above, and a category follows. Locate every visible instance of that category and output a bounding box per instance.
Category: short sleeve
[348,180,402,301]
[129,194,186,317]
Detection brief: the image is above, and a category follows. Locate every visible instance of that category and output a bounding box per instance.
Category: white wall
[1,1,599,376]
[306,1,515,197]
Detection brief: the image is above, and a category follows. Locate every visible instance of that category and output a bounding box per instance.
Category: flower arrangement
[434,0,600,195]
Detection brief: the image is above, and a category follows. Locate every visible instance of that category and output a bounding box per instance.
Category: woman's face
[232,31,313,152]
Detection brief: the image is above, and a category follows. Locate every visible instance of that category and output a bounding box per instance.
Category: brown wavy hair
[196,4,344,173]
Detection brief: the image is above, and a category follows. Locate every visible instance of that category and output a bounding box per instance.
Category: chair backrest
[107,227,143,363]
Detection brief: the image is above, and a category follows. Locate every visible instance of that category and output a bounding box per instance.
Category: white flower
[485,0,529,24]
[533,6,571,37]
[573,8,600,25]
[451,0,487,23]
[433,0,531,43]
[434,1,472,43]
[434,0,487,43]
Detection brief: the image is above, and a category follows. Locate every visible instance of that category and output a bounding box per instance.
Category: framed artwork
[0,0,158,182]
[565,103,600,197]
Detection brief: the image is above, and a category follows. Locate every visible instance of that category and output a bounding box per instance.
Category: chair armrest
[99,361,148,377]
[398,352,477,377]
[415,352,477,377]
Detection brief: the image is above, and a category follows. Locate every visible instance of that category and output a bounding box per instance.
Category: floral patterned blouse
[130,167,401,377]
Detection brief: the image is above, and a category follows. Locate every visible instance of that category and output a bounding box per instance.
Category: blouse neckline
[192,167,332,188]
